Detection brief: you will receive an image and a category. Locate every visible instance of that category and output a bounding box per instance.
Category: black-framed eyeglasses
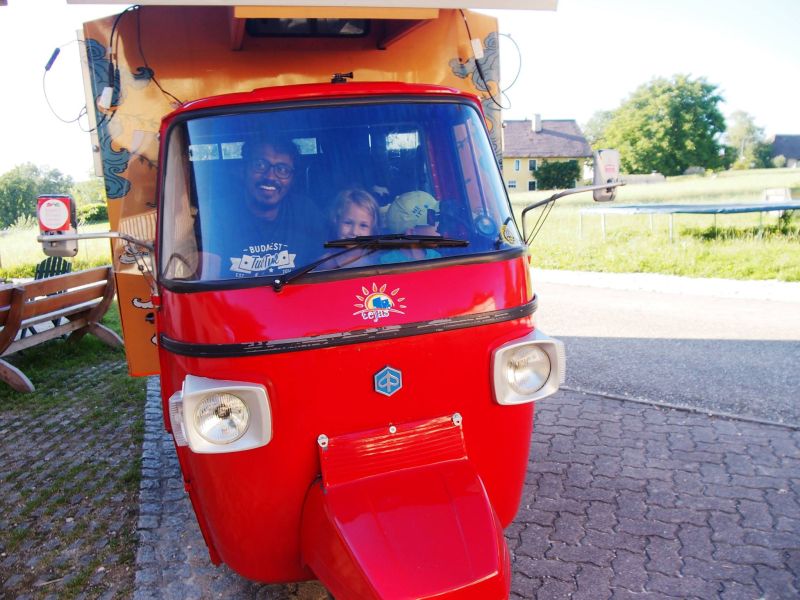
[248,159,294,179]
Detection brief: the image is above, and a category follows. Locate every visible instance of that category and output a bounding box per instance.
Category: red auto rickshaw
[38,4,621,597]
[152,81,565,598]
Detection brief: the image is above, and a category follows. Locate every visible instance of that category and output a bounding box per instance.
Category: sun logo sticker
[354,283,406,323]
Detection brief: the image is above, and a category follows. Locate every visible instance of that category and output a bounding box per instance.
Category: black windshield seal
[159,247,525,293]
[157,95,520,291]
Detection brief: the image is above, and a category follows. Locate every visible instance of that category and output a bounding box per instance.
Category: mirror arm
[37,231,154,253]
[521,181,626,243]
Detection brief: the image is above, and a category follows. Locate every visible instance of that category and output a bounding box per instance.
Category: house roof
[503,119,592,159]
[772,135,800,159]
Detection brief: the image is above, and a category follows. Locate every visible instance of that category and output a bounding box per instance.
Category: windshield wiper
[270,244,373,292]
[324,234,469,248]
[270,235,469,292]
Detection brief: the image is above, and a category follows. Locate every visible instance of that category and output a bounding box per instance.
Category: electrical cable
[498,33,522,94]
[42,72,85,124]
[458,9,509,111]
[100,6,138,129]
[135,6,183,106]
[42,40,89,124]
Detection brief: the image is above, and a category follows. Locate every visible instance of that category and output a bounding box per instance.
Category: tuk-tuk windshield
[160,99,522,284]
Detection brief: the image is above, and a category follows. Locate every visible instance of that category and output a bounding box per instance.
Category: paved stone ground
[0,360,144,599]
[136,380,800,599]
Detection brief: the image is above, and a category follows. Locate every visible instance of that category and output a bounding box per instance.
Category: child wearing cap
[380,190,442,264]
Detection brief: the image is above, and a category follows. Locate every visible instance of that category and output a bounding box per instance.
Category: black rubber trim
[160,296,537,358]
[157,94,523,293]
[160,247,526,293]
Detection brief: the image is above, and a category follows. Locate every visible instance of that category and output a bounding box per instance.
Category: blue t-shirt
[208,194,324,280]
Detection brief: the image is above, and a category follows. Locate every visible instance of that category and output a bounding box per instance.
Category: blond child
[327,188,380,268]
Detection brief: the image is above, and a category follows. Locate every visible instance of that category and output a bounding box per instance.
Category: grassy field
[1,168,799,281]
[512,168,800,281]
[0,222,113,280]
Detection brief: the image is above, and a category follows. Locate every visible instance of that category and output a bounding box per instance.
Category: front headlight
[492,329,565,405]
[168,375,272,454]
[506,345,551,395]
[195,393,250,444]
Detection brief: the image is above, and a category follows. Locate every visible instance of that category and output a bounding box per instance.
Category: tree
[583,110,613,148]
[726,110,768,168]
[71,176,107,207]
[602,75,726,175]
[536,160,580,190]
[0,164,74,228]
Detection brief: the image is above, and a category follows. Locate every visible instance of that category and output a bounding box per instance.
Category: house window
[514,159,520,171]
[508,180,517,189]
[528,181,537,191]
[529,159,537,171]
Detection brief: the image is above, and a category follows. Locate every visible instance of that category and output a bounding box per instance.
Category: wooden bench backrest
[20,267,112,322]
[0,267,112,328]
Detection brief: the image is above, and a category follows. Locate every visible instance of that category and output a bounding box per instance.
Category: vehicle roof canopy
[67,1,557,10]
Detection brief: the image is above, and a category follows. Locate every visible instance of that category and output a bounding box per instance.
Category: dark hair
[243,137,299,163]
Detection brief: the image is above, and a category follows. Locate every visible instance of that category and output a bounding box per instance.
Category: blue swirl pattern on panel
[86,38,132,199]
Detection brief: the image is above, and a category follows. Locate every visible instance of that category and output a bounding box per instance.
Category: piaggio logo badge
[374,366,402,397]
[353,283,406,323]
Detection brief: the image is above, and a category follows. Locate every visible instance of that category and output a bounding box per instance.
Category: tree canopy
[0,164,74,229]
[725,110,772,169]
[583,110,613,147]
[597,75,726,176]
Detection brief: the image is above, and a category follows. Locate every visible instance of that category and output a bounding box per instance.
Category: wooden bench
[0,266,123,392]
[22,256,74,337]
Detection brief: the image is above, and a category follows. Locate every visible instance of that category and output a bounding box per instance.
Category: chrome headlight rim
[492,329,565,405]
[169,375,272,454]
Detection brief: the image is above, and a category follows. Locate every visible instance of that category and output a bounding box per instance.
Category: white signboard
[39,199,71,231]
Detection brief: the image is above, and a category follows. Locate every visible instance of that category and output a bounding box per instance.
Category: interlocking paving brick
[134,387,800,599]
[1,360,144,598]
[611,549,647,592]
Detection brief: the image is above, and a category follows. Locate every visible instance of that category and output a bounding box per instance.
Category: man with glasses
[223,137,323,279]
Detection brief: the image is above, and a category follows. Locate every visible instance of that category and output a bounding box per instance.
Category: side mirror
[592,149,620,202]
[37,194,78,257]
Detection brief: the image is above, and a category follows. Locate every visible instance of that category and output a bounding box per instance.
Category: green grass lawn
[512,168,800,281]
[0,222,113,280]
[2,168,799,282]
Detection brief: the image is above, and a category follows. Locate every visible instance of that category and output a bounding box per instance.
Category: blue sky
[0,0,797,181]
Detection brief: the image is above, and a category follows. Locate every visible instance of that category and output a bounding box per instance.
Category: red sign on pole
[37,196,72,232]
